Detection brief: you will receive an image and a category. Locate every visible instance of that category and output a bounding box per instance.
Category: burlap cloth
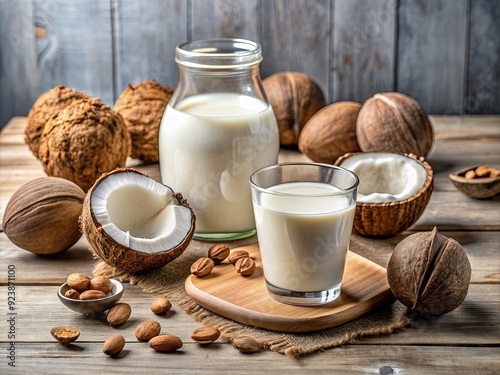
[93,238,411,357]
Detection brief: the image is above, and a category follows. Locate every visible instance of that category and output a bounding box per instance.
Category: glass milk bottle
[159,38,279,240]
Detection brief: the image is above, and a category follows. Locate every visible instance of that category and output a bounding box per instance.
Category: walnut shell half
[387,228,471,316]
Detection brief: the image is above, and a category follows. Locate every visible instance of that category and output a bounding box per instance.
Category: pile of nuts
[53,273,261,356]
[190,244,256,278]
[464,165,500,179]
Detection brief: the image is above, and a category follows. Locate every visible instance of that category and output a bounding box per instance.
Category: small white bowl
[57,279,124,315]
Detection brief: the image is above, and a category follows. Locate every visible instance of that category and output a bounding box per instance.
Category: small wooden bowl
[336,152,434,238]
[449,166,500,199]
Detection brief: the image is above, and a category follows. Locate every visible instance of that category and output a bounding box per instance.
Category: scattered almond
[190,257,215,277]
[102,334,126,356]
[232,335,260,353]
[79,289,107,300]
[228,250,250,265]
[234,257,256,277]
[135,320,161,341]
[148,334,183,352]
[64,289,80,300]
[475,165,492,177]
[50,326,80,343]
[67,273,90,292]
[208,244,230,264]
[465,170,476,179]
[191,326,220,345]
[107,303,131,326]
[150,297,172,314]
[90,276,113,294]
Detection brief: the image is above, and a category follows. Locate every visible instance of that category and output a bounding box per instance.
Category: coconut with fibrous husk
[335,152,433,237]
[80,168,195,273]
[114,80,173,163]
[38,98,131,192]
[25,85,90,159]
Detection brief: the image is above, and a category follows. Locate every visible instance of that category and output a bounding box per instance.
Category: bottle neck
[169,64,268,108]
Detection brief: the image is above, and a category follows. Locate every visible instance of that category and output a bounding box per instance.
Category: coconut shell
[25,85,90,159]
[449,166,500,199]
[387,228,471,316]
[263,72,326,147]
[356,92,434,157]
[298,101,361,163]
[80,168,195,273]
[38,98,131,192]
[3,177,85,255]
[114,81,173,162]
[335,152,434,237]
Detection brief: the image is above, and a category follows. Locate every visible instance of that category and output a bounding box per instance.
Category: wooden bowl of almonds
[449,165,500,199]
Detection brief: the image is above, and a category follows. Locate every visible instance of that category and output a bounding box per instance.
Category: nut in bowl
[335,152,434,237]
[449,165,500,199]
[57,279,124,315]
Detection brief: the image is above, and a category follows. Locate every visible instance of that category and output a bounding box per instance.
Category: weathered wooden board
[468,0,500,114]
[397,0,468,114]
[332,0,397,103]
[260,0,331,97]
[34,0,115,106]
[115,0,188,95]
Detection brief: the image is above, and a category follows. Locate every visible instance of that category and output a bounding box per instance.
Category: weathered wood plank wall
[0,0,499,129]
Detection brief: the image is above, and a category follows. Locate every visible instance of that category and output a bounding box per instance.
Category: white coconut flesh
[339,153,427,203]
[90,172,193,253]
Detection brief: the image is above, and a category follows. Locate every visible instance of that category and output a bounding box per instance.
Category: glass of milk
[159,38,279,241]
[250,163,359,306]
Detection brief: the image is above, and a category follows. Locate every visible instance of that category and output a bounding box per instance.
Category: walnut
[114,81,173,162]
[387,228,471,316]
[38,98,131,191]
[25,85,90,159]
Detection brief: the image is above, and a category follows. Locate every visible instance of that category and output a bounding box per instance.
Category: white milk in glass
[253,182,356,292]
[159,93,279,233]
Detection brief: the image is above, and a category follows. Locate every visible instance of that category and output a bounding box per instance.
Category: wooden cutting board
[185,244,394,333]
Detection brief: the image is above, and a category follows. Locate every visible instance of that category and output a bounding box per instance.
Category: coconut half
[80,168,195,272]
[336,152,433,237]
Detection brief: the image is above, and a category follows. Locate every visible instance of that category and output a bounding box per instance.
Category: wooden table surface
[0,116,499,374]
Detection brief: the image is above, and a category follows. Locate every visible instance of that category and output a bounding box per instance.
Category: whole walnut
[298,101,361,163]
[25,85,90,158]
[263,72,326,147]
[114,81,173,162]
[38,98,131,191]
[356,92,434,157]
[387,228,471,316]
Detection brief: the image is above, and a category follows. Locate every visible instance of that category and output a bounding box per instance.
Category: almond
[208,244,230,264]
[148,334,183,352]
[50,326,80,343]
[234,257,256,277]
[190,257,214,277]
[67,273,90,292]
[64,289,80,300]
[107,303,131,326]
[228,250,250,265]
[232,335,260,353]
[150,297,172,314]
[191,326,220,344]
[102,334,126,356]
[79,290,107,300]
[90,276,113,294]
[135,320,161,341]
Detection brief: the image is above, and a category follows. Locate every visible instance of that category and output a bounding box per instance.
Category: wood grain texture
[34,0,115,106]
[397,0,468,114]
[260,0,331,98]
[185,245,393,332]
[0,0,37,129]
[332,0,397,103]
[191,0,261,41]
[115,0,188,95]
[468,0,500,114]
